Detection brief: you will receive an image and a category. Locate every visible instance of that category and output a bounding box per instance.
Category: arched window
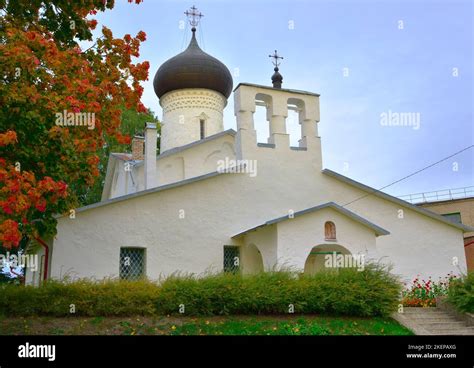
[325,221,336,240]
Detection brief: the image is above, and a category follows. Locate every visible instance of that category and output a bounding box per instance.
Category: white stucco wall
[238,207,379,273]
[156,133,235,186]
[50,150,465,283]
[44,84,467,284]
[240,225,278,271]
[275,207,378,269]
[239,242,264,274]
[320,174,467,281]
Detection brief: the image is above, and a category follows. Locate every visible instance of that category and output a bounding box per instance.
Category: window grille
[223,246,240,273]
[120,248,145,280]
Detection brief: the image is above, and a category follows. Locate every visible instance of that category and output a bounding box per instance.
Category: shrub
[0,278,160,317]
[401,274,456,308]
[447,272,474,313]
[157,271,299,315]
[0,263,401,317]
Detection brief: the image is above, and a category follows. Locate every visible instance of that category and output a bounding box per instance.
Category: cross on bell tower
[185,5,204,33]
[269,50,284,88]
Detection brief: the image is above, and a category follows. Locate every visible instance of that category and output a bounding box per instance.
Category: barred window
[223,246,240,273]
[120,248,146,280]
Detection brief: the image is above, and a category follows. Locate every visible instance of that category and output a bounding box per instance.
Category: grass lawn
[0,315,413,335]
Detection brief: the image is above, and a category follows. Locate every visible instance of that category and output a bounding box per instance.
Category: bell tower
[233,51,321,169]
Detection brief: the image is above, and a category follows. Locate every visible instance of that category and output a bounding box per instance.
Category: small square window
[223,246,240,273]
[120,248,146,280]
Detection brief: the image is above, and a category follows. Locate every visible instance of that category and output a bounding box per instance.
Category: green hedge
[447,272,474,313]
[0,264,401,317]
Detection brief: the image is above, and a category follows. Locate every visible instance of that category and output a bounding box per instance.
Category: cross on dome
[184,5,204,30]
[269,50,284,88]
[269,50,284,68]
[153,6,233,99]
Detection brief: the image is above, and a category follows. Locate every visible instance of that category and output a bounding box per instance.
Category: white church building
[26,13,471,286]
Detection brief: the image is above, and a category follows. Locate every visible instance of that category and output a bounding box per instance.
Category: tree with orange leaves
[0,0,149,249]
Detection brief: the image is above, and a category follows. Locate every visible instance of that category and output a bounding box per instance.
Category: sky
[92,0,473,199]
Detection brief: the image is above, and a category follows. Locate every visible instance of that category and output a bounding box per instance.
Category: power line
[342,144,474,207]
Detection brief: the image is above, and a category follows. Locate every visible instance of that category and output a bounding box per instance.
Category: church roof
[58,165,246,218]
[157,129,236,159]
[110,153,133,161]
[100,130,236,201]
[322,169,474,232]
[108,130,236,165]
[153,29,233,99]
[232,202,390,238]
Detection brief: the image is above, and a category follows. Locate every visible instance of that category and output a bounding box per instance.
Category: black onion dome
[153,30,233,99]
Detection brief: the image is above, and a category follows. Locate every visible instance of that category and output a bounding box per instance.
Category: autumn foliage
[0,0,148,248]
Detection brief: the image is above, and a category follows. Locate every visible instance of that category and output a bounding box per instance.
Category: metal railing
[398,186,474,204]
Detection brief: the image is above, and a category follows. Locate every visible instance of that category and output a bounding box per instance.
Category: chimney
[131,135,144,160]
[144,122,157,190]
